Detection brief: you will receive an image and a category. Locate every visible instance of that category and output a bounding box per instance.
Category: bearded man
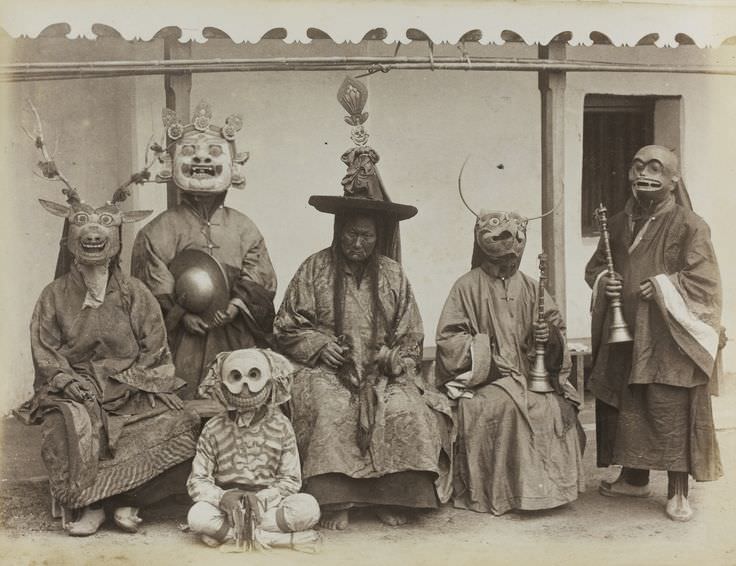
[435,203,585,516]
[132,102,277,398]
[273,77,451,530]
[586,145,723,522]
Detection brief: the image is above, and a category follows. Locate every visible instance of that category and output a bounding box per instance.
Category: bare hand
[639,279,655,301]
[604,274,623,301]
[212,304,238,327]
[182,313,209,335]
[146,392,184,410]
[320,341,346,369]
[533,321,550,344]
[64,380,95,402]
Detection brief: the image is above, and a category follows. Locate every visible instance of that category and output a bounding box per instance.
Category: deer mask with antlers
[39,200,151,266]
[24,100,155,306]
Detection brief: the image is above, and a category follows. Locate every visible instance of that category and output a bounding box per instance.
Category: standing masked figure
[187,349,321,552]
[586,145,723,522]
[132,101,277,398]
[274,77,452,530]
[16,106,200,536]
[436,191,585,515]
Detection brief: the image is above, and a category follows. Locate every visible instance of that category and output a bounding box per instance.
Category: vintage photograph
[0,1,734,564]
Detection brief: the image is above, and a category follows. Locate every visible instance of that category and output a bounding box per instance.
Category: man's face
[628,145,679,205]
[173,131,233,193]
[340,215,377,263]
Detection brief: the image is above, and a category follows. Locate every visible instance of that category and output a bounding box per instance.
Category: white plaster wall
[2,39,734,416]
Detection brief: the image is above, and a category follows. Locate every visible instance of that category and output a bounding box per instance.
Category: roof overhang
[1,0,735,48]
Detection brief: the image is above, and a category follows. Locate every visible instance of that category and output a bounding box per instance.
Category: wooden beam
[163,35,191,209]
[538,41,567,315]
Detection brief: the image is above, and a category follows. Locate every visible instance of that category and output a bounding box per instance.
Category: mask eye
[648,161,663,174]
[72,212,89,225]
[98,213,114,226]
[209,145,223,158]
[489,217,500,226]
[180,145,195,157]
[247,368,261,379]
[227,370,243,382]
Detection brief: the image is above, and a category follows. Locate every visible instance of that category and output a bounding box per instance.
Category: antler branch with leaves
[21,99,80,204]
[110,136,165,204]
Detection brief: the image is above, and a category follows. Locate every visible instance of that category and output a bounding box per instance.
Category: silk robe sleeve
[274,257,335,366]
[662,219,721,328]
[435,278,494,391]
[111,278,180,393]
[30,284,80,393]
[383,260,424,367]
[229,224,277,334]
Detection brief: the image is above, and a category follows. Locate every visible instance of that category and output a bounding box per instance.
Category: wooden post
[538,40,567,315]
[162,30,191,208]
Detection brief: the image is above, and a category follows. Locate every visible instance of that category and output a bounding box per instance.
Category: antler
[22,99,79,204]
[457,155,562,221]
[110,135,165,204]
[457,155,480,218]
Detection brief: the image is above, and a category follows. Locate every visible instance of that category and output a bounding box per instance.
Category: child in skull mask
[186,348,321,551]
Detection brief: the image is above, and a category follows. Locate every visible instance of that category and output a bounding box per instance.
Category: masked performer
[274,78,452,530]
[132,102,277,398]
[16,105,200,536]
[586,145,723,522]
[187,348,321,551]
[435,165,585,516]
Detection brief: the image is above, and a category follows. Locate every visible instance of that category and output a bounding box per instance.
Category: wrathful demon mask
[629,145,680,206]
[158,101,250,194]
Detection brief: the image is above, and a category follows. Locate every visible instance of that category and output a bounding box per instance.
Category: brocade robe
[586,197,723,480]
[436,266,585,515]
[274,249,452,507]
[22,265,200,508]
[131,197,277,398]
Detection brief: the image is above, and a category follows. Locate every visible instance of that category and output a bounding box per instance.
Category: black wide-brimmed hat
[309,77,418,222]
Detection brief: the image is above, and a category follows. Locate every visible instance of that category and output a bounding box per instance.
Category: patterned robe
[187,408,300,506]
[586,197,723,480]
[274,248,452,507]
[23,265,200,509]
[436,266,585,515]
[131,195,277,398]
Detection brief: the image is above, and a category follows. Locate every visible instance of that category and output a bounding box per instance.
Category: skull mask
[198,348,294,413]
[629,145,680,206]
[221,349,271,396]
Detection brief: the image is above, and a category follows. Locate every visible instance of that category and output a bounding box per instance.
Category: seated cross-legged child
[186,348,321,551]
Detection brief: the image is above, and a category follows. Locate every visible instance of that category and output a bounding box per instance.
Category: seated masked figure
[274,78,452,530]
[187,348,321,552]
[132,102,277,398]
[19,177,200,536]
[435,200,585,515]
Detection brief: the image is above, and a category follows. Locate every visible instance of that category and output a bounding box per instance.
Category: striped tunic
[187,408,301,507]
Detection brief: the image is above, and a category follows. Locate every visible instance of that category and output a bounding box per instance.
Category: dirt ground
[2,391,735,566]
